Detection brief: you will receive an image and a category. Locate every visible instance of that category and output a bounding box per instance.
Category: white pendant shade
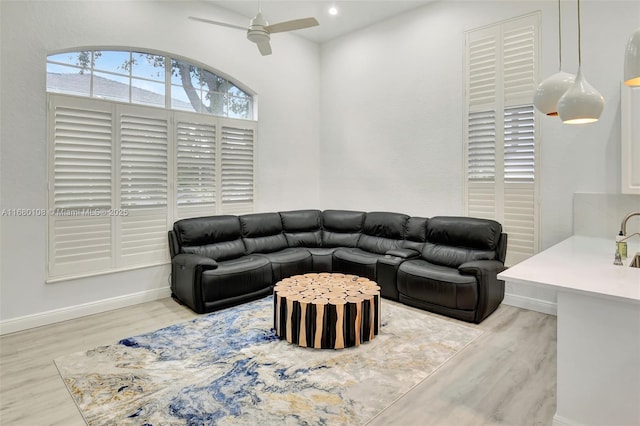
[533,71,575,116]
[624,28,640,86]
[557,67,604,124]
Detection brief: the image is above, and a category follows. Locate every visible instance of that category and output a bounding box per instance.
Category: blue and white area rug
[55,296,483,425]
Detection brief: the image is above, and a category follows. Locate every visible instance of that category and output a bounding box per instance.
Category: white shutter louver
[503,105,536,263]
[120,113,168,208]
[49,99,114,277]
[465,13,539,266]
[467,110,497,220]
[504,106,535,182]
[467,110,497,181]
[468,33,498,110]
[119,108,169,265]
[120,211,168,264]
[503,22,537,106]
[53,106,112,209]
[220,121,255,214]
[176,117,217,219]
[47,96,257,280]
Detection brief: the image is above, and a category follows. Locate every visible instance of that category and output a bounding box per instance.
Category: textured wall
[0,0,320,323]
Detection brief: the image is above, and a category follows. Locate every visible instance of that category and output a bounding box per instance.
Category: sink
[631,253,640,268]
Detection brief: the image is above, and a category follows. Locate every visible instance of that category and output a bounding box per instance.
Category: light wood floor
[0,298,556,425]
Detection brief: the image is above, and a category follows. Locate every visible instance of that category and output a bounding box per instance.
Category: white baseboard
[552,413,576,426]
[503,292,557,316]
[0,287,171,335]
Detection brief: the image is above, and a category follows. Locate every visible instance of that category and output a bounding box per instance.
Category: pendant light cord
[577,0,582,66]
[558,0,563,70]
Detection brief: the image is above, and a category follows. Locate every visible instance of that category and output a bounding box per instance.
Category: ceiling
[203,1,436,44]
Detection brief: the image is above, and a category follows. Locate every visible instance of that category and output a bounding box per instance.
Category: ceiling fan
[189,9,319,56]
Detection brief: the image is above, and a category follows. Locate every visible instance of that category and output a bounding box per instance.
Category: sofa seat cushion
[304,247,338,272]
[357,235,402,255]
[334,247,384,264]
[397,259,477,310]
[201,255,272,301]
[255,248,313,282]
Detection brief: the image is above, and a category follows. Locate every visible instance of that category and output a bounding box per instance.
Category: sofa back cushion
[422,216,502,268]
[357,212,409,254]
[174,215,246,261]
[280,209,322,247]
[321,210,365,247]
[240,212,287,254]
[402,216,429,252]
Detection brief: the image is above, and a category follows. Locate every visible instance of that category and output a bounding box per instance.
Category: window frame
[46,50,257,282]
[47,49,255,120]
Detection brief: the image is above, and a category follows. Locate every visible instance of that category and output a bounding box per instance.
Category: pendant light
[533,0,574,116]
[624,28,640,86]
[557,0,604,124]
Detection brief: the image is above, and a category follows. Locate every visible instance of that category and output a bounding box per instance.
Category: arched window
[46,49,256,281]
[47,50,253,119]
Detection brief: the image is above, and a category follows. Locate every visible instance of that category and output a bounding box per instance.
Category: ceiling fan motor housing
[247,12,270,44]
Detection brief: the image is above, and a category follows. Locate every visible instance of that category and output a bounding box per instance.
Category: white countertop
[498,235,640,303]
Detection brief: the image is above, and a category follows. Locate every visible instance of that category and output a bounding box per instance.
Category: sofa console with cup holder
[168,210,507,323]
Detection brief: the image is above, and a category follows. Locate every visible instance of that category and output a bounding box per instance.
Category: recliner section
[168,210,507,323]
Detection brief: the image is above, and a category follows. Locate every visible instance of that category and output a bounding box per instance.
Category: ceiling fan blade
[265,17,319,34]
[257,40,272,56]
[188,16,246,31]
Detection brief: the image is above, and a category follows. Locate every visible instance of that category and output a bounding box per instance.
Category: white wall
[0,0,320,331]
[1,0,638,331]
[320,0,639,244]
[319,0,639,315]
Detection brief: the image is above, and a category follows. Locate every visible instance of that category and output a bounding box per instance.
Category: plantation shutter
[219,119,256,214]
[118,106,169,265]
[48,97,114,277]
[467,110,497,219]
[503,105,536,260]
[175,113,217,219]
[47,95,257,281]
[465,13,539,266]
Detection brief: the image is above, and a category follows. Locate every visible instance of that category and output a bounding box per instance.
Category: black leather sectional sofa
[168,210,507,323]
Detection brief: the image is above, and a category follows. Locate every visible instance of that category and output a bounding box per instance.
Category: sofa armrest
[377,255,405,301]
[385,248,420,259]
[173,253,218,270]
[168,230,180,259]
[171,254,218,314]
[458,260,506,323]
[459,259,505,276]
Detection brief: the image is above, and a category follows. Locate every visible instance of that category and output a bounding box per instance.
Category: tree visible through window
[47,50,253,119]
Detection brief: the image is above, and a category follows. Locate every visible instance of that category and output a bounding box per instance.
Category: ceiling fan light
[247,29,269,44]
[624,28,640,86]
[533,71,575,116]
[557,67,604,124]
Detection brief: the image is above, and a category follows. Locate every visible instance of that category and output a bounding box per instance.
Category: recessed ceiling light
[328,6,338,16]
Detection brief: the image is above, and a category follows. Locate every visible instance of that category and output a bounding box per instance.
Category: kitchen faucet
[620,211,640,237]
[614,212,640,265]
